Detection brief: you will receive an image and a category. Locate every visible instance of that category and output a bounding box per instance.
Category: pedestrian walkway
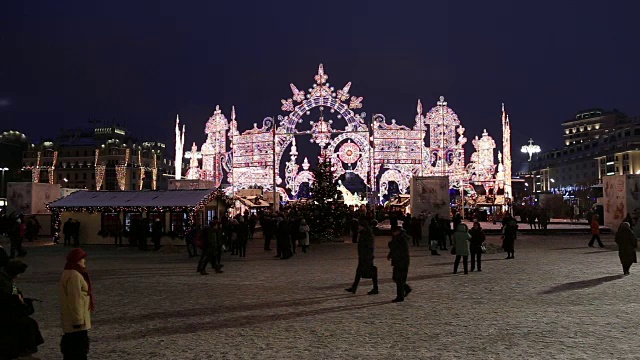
[7,232,636,359]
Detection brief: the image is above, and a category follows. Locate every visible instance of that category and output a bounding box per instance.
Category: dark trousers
[412,236,420,247]
[454,255,468,274]
[114,234,123,246]
[470,250,482,271]
[238,241,247,257]
[438,237,447,250]
[9,237,25,258]
[264,233,271,250]
[138,237,148,250]
[197,250,221,272]
[623,262,633,274]
[351,264,378,290]
[61,330,89,360]
[64,235,71,246]
[589,234,604,247]
[186,240,197,257]
[392,266,410,300]
[351,232,358,243]
[73,235,80,248]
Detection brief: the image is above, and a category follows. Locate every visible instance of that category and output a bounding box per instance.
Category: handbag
[361,265,377,279]
[450,247,456,255]
[481,244,487,253]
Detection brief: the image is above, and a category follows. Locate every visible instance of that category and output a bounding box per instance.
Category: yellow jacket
[60,269,91,333]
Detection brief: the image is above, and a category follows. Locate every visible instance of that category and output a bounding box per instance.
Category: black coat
[388,231,410,268]
[469,228,486,252]
[429,220,443,240]
[357,228,375,267]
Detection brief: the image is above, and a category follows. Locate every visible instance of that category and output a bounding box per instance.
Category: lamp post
[0,167,8,198]
[521,138,541,202]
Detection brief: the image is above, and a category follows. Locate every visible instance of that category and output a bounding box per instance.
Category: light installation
[184,142,203,180]
[94,149,105,191]
[137,150,145,191]
[174,115,185,180]
[151,152,158,191]
[502,104,512,200]
[176,64,513,204]
[200,106,229,188]
[48,151,58,185]
[116,148,130,190]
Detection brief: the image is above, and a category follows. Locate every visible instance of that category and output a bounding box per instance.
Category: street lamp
[521,138,541,202]
[521,138,541,161]
[0,167,8,198]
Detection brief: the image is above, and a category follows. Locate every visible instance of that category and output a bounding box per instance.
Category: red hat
[66,248,87,263]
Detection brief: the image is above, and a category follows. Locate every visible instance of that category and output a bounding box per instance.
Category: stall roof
[237,196,270,208]
[48,189,216,209]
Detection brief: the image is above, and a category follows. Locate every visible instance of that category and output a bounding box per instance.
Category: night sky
[2,1,639,162]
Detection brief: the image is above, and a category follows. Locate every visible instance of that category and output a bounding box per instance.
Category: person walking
[72,220,81,248]
[345,219,379,295]
[0,260,44,359]
[113,218,123,247]
[63,218,73,246]
[9,218,26,259]
[452,223,471,274]
[151,219,163,251]
[387,226,411,303]
[60,249,93,360]
[350,217,359,243]
[428,217,442,255]
[236,217,249,258]
[615,222,637,275]
[197,223,223,275]
[502,214,518,259]
[469,221,485,272]
[410,217,422,247]
[299,219,310,253]
[276,216,292,259]
[588,214,604,248]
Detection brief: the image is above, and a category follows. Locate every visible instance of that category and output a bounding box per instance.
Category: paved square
[8,233,639,359]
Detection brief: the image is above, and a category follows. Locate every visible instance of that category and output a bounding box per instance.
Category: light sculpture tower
[174,115,185,180]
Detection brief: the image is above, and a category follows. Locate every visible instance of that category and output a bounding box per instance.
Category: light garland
[32,151,42,183]
[116,148,130,190]
[152,152,158,190]
[138,150,145,191]
[48,150,58,184]
[94,149,105,190]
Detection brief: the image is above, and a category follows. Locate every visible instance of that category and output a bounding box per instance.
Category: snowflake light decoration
[309,116,333,148]
[338,141,361,164]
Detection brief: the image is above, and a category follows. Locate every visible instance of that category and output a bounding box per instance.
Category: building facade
[533,109,640,192]
[21,125,175,191]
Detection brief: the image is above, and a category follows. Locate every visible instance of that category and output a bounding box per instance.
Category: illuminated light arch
[325,133,370,184]
[274,64,367,176]
[292,171,315,197]
[378,169,411,201]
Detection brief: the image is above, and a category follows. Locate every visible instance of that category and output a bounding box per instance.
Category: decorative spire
[314,63,328,84]
[417,99,423,115]
[290,84,305,102]
[337,82,351,101]
[437,96,447,107]
[231,105,236,121]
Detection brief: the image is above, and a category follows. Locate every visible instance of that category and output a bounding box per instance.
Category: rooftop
[48,189,216,209]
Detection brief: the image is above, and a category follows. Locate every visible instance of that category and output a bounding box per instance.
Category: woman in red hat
[60,248,94,360]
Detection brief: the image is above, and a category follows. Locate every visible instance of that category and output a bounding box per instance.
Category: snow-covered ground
[7,232,638,359]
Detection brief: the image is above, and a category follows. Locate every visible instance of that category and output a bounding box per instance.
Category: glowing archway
[378,169,411,201]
